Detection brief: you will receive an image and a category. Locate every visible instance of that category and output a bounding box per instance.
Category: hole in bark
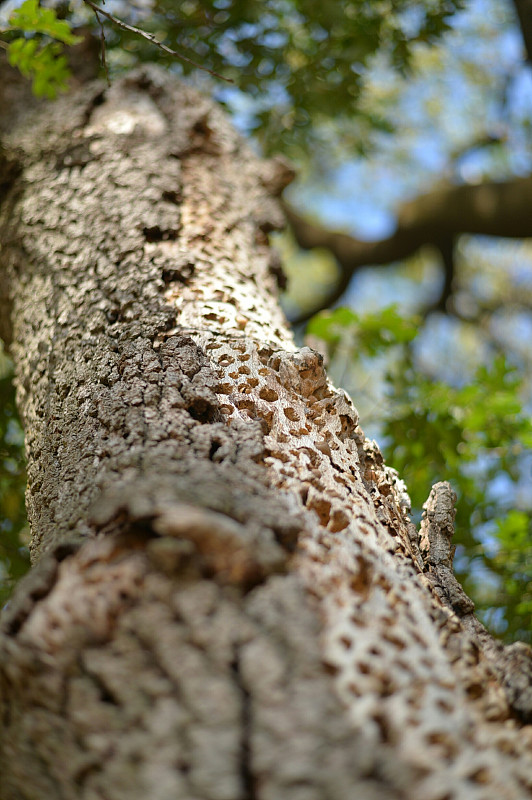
[372,712,393,744]
[143,225,178,242]
[209,440,222,460]
[162,264,195,284]
[436,698,454,713]
[187,396,218,423]
[162,189,181,205]
[86,667,121,707]
[466,682,485,700]
[258,409,274,430]
[329,510,349,533]
[106,307,120,323]
[410,629,428,647]
[258,347,273,364]
[98,685,119,706]
[382,632,407,651]
[427,732,459,760]
[236,399,256,412]
[193,118,211,135]
[307,497,331,526]
[337,414,355,441]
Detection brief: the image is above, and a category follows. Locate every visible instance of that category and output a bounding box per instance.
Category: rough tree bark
[1,64,532,800]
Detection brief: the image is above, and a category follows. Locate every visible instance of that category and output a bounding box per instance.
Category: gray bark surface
[0,64,532,799]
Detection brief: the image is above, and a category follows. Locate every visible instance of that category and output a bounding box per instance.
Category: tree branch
[285,175,532,322]
[82,0,233,83]
[512,0,532,63]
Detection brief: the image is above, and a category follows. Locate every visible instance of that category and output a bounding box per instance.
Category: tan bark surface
[0,65,532,800]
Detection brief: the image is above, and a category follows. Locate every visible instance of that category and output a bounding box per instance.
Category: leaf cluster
[4,0,81,97]
[118,0,464,152]
[309,306,532,643]
[2,0,464,151]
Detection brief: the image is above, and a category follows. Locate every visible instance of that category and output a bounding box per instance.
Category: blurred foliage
[1,0,464,153]
[4,0,81,96]
[308,306,532,643]
[111,0,464,153]
[0,347,29,607]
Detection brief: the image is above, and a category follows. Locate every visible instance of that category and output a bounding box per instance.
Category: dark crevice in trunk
[232,648,256,800]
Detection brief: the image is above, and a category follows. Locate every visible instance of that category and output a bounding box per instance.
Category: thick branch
[286,175,532,320]
[513,0,532,63]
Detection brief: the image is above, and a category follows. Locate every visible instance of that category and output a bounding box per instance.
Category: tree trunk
[1,64,532,800]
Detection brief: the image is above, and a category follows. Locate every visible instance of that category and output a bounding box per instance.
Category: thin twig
[92,5,111,86]
[82,0,233,83]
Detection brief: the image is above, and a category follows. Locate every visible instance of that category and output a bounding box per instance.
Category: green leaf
[9,0,82,45]
[7,39,70,98]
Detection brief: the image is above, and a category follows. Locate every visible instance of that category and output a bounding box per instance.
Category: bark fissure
[232,650,256,800]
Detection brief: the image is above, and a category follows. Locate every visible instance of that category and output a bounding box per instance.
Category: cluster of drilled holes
[211,346,359,534]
